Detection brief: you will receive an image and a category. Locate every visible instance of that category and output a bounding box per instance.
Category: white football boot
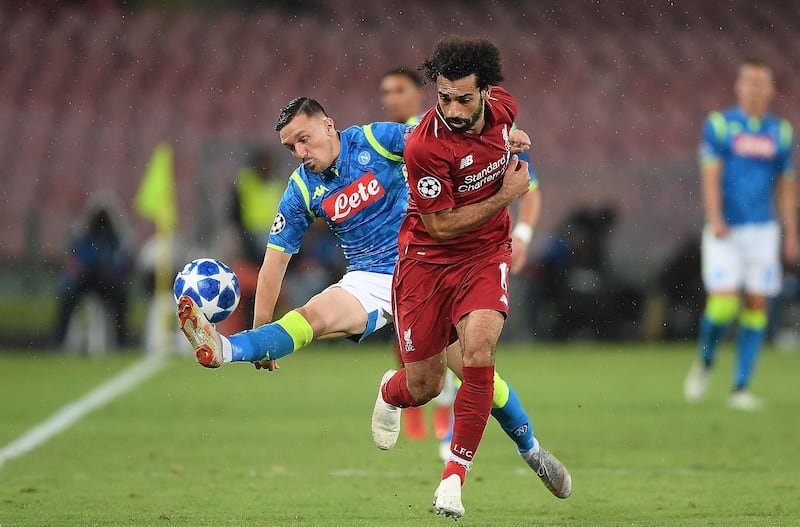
[727,390,764,411]
[371,369,401,450]
[177,295,223,368]
[684,361,711,402]
[522,447,572,499]
[433,474,465,520]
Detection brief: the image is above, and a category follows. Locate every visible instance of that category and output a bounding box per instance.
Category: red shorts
[392,246,512,363]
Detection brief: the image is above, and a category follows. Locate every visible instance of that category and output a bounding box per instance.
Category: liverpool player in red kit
[371,37,572,519]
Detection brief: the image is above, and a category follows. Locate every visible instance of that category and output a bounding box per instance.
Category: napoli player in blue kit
[177,96,570,498]
[684,58,798,410]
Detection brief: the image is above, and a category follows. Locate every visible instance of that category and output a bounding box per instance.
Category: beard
[445,96,484,133]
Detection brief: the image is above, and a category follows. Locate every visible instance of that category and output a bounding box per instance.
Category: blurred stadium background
[2,2,800,526]
[2,0,800,347]
[0,0,800,340]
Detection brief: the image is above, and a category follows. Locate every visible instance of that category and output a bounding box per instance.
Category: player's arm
[701,160,727,237]
[777,174,798,261]
[699,113,728,237]
[422,155,530,241]
[508,128,531,155]
[252,174,314,327]
[253,248,292,328]
[776,120,798,261]
[510,175,540,274]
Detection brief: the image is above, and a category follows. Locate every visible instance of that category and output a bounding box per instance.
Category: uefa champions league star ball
[173,258,240,323]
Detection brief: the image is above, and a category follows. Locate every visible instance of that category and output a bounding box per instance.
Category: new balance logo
[313,185,329,199]
[403,328,415,352]
[459,154,474,169]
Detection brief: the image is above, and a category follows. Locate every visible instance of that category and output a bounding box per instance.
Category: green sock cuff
[739,309,767,330]
[705,294,740,324]
[275,310,314,351]
[492,372,510,409]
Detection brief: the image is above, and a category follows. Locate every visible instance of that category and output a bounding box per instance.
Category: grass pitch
[1,343,798,526]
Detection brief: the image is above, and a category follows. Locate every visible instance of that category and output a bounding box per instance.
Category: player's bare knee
[462,328,498,366]
[462,341,496,368]
[295,305,323,333]
[744,295,767,311]
[407,372,444,404]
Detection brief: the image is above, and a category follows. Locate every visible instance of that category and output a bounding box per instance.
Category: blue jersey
[268,122,411,274]
[699,107,794,225]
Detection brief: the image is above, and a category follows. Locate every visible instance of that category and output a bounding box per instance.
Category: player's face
[436,74,486,134]
[279,113,338,174]
[735,65,774,116]
[380,74,423,123]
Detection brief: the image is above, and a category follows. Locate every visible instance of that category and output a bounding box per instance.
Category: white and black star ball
[417,176,442,199]
[270,212,286,235]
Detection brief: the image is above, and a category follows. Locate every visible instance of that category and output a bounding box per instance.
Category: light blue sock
[229,323,296,362]
[443,412,454,443]
[698,295,739,368]
[734,327,764,390]
[228,311,314,362]
[734,309,768,390]
[698,314,731,368]
[491,383,535,453]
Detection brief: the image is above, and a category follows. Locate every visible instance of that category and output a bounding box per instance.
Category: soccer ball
[173,258,241,323]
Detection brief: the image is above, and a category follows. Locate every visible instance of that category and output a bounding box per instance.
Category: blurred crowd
[0,1,797,349]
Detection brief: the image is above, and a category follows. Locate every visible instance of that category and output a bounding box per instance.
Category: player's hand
[710,219,729,238]
[253,359,280,371]
[501,155,530,200]
[510,236,528,274]
[783,234,799,262]
[509,129,531,154]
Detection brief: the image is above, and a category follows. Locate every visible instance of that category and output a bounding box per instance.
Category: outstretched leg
[178,286,368,368]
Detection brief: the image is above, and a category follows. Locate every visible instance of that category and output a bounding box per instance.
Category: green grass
[1,343,799,526]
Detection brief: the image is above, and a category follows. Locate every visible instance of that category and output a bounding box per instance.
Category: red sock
[442,461,467,485]
[381,368,419,408]
[448,365,495,470]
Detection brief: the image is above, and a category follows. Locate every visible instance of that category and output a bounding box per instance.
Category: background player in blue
[380,66,454,441]
[684,58,798,410]
[176,96,567,498]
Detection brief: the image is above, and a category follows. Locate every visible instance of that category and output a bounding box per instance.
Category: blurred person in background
[54,193,133,349]
[536,205,642,340]
[380,66,426,125]
[225,149,284,332]
[380,66,453,442]
[684,58,798,411]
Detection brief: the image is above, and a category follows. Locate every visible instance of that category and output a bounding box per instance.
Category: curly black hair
[421,36,504,89]
[275,97,328,132]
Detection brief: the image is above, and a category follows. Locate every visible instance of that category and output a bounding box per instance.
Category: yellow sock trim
[739,309,767,330]
[705,294,739,324]
[275,310,314,351]
[492,372,510,409]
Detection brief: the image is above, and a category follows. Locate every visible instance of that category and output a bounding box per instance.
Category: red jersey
[400,86,517,263]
